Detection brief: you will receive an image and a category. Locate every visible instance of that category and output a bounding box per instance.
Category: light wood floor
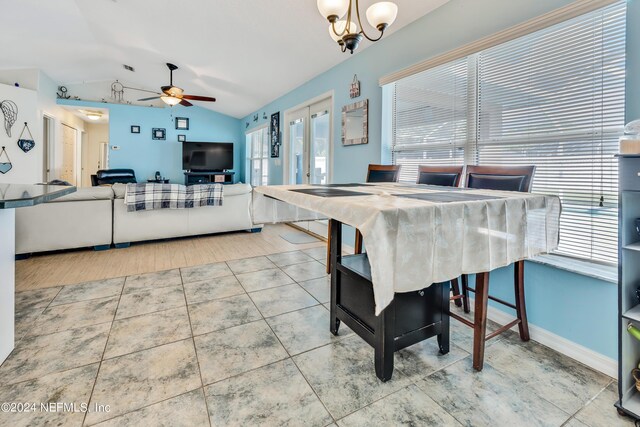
[16,224,327,292]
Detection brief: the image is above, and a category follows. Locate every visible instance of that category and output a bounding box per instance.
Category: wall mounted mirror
[342,99,368,146]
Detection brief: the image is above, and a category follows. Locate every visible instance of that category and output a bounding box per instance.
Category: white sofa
[16,186,114,255]
[15,183,261,254]
[111,183,258,245]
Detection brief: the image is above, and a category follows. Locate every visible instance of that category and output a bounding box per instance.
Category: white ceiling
[1,0,448,118]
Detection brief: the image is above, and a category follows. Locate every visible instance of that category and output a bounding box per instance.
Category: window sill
[528,254,617,284]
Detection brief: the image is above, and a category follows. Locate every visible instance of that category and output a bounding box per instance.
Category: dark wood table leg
[461,274,470,313]
[514,260,530,341]
[438,282,450,354]
[329,219,341,336]
[326,221,331,275]
[472,272,490,371]
[374,302,395,382]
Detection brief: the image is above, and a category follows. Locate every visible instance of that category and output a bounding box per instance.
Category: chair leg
[461,274,470,313]
[326,222,332,275]
[450,278,462,307]
[472,271,490,371]
[354,229,363,254]
[513,260,530,341]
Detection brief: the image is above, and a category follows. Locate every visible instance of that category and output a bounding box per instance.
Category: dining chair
[326,164,402,273]
[449,164,536,369]
[416,165,463,187]
[416,166,464,307]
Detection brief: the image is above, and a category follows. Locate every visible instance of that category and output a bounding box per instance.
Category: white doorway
[42,115,54,182]
[283,95,333,237]
[81,122,109,187]
[284,96,332,185]
[60,124,77,185]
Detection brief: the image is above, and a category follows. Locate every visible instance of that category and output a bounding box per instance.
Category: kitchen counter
[0,184,76,363]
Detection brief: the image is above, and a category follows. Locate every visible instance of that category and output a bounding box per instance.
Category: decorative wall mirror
[342,99,368,146]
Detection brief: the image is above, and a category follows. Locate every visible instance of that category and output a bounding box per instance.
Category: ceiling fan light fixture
[161,95,182,106]
[317,0,349,22]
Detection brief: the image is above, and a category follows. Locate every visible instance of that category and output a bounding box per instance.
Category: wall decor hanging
[0,100,18,137]
[342,99,368,146]
[178,134,186,142]
[16,122,35,153]
[253,114,259,123]
[0,146,12,174]
[131,125,140,134]
[152,128,166,140]
[263,112,268,120]
[350,74,361,99]
[270,112,280,147]
[175,117,189,130]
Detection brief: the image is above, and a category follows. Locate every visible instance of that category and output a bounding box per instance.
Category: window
[390,2,626,264]
[246,126,269,186]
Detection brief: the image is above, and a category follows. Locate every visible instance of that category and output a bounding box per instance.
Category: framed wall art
[342,99,368,146]
[152,128,166,140]
[175,117,189,130]
[131,125,140,134]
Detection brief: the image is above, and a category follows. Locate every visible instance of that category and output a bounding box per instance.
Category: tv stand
[184,171,235,185]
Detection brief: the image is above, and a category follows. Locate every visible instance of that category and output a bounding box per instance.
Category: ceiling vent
[123,64,135,72]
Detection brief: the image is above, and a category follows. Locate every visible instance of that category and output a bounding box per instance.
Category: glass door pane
[289,117,306,184]
[310,109,330,185]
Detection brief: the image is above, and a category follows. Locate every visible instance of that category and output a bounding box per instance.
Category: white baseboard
[472,300,617,379]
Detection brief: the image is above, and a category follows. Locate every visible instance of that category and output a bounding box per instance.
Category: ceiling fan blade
[182,95,217,102]
[138,96,161,101]
[179,99,193,107]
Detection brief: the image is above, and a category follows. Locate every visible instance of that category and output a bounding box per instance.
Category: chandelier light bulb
[317,0,349,21]
[366,2,398,30]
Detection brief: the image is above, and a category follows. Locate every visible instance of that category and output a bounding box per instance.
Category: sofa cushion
[112,183,252,199]
[53,186,114,202]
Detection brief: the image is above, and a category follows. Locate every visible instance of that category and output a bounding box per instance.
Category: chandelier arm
[331,20,347,37]
[355,0,385,42]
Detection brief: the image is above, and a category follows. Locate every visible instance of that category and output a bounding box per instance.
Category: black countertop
[0,184,76,209]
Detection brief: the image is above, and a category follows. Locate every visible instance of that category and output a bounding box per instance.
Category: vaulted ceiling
[2,0,448,118]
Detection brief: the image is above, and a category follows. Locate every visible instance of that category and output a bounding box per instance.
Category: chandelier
[317,0,398,54]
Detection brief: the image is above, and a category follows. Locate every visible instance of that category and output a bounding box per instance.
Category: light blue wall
[241,0,635,361]
[58,99,244,184]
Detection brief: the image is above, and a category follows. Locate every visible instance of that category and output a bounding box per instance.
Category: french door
[286,98,332,185]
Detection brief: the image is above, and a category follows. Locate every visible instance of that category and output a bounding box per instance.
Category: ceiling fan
[138,63,216,107]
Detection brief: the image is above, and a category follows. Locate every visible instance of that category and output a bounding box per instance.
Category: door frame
[42,114,55,182]
[282,90,334,185]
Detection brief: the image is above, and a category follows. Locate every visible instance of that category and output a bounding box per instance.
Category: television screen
[182,142,234,171]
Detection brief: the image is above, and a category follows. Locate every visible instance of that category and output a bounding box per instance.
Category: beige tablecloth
[252,183,561,314]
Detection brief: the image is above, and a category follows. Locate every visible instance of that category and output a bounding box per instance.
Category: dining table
[252,182,561,380]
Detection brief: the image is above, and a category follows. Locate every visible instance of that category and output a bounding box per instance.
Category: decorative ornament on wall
[56,86,70,99]
[350,74,361,99]
[253,114,259,123]
[178,134,186,142]
[0,146,12,174]
[263,112,268,120]
[0,100,18,137]
[16,122,35,153]
[130,125,140,134]
[111,81,125,102]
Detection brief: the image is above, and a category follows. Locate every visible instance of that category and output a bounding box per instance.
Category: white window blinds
[392,58,469,182]
[390,1,626,264]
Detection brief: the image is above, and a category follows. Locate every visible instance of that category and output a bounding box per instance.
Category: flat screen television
[182,142,234,172]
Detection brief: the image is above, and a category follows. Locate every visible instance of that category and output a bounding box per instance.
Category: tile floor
[0,249,632,426]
